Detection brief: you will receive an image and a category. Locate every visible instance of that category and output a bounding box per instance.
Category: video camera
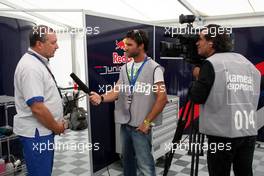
[161,14,205,65]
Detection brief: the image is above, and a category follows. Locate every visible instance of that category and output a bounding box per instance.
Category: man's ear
[139,43,144,50]
[35,41,43,49]
[208,41,213,48]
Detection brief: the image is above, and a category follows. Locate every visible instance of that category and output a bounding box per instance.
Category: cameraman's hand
[89,91,102,106]
[193,66,200,80]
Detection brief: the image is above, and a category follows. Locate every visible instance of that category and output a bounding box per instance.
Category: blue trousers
[121,124,156,176]
[19,129,55,176]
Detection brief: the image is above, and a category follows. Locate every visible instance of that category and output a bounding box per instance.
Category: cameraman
[190,24,263,176]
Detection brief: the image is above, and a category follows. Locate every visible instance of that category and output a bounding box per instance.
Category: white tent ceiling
[0,0,264,28]
[187,0,264,16]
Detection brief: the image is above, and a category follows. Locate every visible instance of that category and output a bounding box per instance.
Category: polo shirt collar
[28,48,49,64]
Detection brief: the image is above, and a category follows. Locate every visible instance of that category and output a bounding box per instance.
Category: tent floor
[52,131,264,176]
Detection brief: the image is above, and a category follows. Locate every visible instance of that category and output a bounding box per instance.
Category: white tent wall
[73,32,89,109]
[49,31,88,110]
[50,33,73,88]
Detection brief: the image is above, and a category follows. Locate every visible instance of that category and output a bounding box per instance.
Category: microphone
[70,73,91,95]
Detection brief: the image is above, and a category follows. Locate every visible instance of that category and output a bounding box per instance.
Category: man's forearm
[101,83,120,103]
[31,103,60,132]
[190,81,211,104]
[190,61,215,104]
[145,93,168,123]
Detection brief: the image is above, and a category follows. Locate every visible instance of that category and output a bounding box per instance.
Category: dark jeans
[207,135,256,176]
[120,124,156,176]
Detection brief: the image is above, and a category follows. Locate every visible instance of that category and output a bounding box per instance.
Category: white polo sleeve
[154,66,165,84]
[20,68,45,106]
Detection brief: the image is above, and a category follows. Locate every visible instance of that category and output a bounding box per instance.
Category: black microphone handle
[70,73,91,95]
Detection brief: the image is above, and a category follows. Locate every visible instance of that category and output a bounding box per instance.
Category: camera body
[161,14,205,65]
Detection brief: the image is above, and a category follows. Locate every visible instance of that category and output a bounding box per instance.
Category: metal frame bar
[0,8,84,12]
[70,32,77,74]
[178,0,200,16]
[204,11,264,20]
[0,11,37,23]
[82,10,94,176]
[203,12,264,28]
[83,9,154,25]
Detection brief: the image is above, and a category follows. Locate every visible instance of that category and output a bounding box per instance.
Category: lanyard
[129,56,148,93]
[27,51,63,98]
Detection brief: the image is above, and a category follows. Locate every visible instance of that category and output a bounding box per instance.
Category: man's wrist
[100,95,104,103]
[143,119,154,127]
[54,123,63,134]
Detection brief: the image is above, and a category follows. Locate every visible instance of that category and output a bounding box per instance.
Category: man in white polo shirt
[14,25,66,176]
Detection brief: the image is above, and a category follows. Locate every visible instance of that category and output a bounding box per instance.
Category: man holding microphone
[90,30,168,176]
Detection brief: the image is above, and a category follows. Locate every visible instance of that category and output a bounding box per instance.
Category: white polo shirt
[14,48,63,137]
